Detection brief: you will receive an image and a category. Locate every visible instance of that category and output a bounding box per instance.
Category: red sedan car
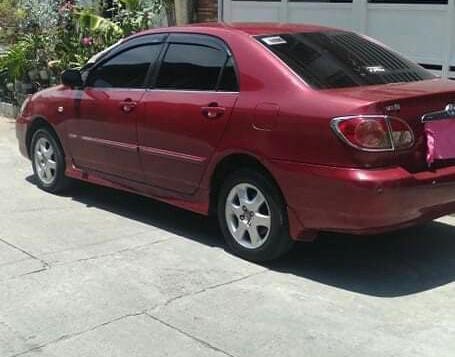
[16,23,455,261]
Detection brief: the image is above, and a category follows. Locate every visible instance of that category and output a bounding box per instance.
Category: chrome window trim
[83,83,152,92]
[330,115,415,152]
[145,88,239,94]
[80,87,240,94]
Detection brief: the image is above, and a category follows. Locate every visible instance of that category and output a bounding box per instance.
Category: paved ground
[1,117,455,357]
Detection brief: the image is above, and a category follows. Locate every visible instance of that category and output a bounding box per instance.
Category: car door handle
[201,105,226,119]
[120,99,137,113]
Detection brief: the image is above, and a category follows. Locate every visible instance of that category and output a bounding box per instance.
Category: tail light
[330,115,414,152]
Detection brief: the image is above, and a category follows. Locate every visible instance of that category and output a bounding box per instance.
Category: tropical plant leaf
[74,8,123,36]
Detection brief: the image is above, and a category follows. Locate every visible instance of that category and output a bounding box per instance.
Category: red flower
[81,37,94,47]
[58,1,74,15]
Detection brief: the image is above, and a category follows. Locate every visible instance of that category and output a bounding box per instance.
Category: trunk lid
[324,79,455,171]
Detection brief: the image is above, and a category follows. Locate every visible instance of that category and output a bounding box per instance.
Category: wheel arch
[26,117,63,157]
[208,152,286,216]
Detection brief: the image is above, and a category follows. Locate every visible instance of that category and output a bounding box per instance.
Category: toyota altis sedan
[16,23,455,261]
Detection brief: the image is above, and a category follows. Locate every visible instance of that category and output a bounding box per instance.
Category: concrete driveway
[1,117,454,357]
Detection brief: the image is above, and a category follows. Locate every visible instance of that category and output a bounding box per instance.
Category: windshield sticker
[262,36,287,46]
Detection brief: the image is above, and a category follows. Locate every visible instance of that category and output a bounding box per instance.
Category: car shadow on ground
[26,176,455,298]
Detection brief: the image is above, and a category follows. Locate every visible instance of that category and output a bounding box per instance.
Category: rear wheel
[31,128,70,193]
[218,169,294,262]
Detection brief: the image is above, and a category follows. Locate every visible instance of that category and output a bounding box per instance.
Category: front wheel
[218,169,294,262]
[31,128,70,193]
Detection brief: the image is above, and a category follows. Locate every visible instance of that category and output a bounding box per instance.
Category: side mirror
[61,69,83,88]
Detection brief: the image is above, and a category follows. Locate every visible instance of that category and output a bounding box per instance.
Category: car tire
[31,128,70,194]
[218,168,294,262]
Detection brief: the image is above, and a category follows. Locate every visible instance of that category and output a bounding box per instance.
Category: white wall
[222,0,455,78]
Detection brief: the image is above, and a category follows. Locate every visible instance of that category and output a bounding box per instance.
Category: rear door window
[156,43,231,91]
[218,57,239,92]
[257,31,435,89]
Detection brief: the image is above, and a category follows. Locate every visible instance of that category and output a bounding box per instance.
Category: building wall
[197,0,219,22]
[221,0,455,78]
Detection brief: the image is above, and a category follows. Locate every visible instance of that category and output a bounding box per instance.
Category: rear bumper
[272,160,455,238]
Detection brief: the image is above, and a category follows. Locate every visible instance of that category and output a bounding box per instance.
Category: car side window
[156,44,227,91]
[218,57,239,92]
[86,44,162,89]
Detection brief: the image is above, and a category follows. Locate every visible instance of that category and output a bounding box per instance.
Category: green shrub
[0,0,26,43]
[0,0,165,105]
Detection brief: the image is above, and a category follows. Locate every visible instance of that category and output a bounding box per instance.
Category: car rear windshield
[256,31,435,89]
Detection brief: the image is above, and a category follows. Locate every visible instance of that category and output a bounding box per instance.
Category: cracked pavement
[1,117,455,357]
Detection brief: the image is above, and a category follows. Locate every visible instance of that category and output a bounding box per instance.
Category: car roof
[88,22,339,67]
[189,22,336,35]
[139,22,337,37]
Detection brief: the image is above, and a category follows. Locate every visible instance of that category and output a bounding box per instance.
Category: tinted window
[218,57,239,91]
[87,44,161,88]
[258,31,435,89]
[156,44,226,90]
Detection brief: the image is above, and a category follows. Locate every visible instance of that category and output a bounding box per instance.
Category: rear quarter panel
[204,31,392,184]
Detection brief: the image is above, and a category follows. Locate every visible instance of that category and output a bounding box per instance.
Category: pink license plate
[425,120,455,165]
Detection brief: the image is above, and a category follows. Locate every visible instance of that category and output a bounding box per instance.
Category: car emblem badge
[445,103,455,115]
[385,103,401,113]
[421,103,455,122]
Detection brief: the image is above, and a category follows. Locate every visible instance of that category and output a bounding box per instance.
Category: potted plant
[39,68,49,81]
[27,68,39,81]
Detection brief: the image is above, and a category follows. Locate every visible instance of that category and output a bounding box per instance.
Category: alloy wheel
[34,137,57,185]
[224,183,272,249]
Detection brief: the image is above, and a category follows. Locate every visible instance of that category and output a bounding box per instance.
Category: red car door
[139,34,239,194]
[67,37,165,181]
